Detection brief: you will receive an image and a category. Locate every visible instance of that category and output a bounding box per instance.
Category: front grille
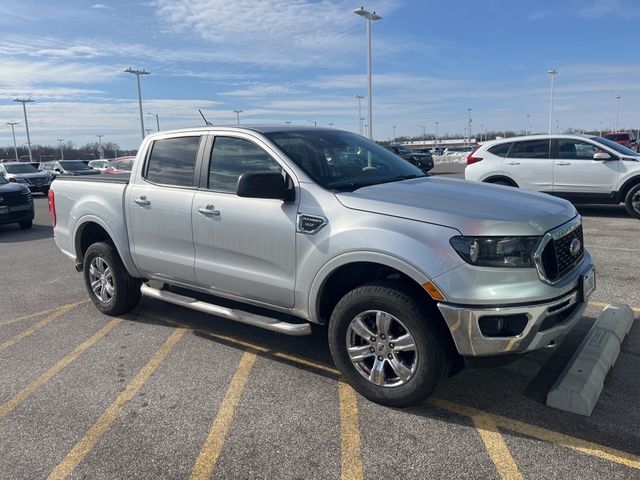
[0,192,32,206]
[540,224,584,282]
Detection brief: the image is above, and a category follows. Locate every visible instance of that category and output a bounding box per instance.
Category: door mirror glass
[593,152,612,160]
[236,171,292,201]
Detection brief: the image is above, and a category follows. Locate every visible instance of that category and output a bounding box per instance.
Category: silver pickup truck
[50,126,595,407]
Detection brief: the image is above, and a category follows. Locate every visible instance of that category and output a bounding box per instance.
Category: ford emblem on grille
[569,238,581,256]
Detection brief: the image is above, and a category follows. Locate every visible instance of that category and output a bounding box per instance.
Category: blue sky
[1,0,639,150]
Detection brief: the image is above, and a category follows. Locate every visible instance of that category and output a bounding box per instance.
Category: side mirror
[236,171,293,201]
[8,177,16,182]
[593,152,613,161]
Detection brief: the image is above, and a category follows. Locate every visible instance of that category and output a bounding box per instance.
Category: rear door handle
[556,162,571,166]
[198,206,220,216]
[506,161,520,165]
[134,196,151,206]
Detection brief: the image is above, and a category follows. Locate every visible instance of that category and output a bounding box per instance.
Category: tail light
[48,189,56,227]
[467,147,483,165]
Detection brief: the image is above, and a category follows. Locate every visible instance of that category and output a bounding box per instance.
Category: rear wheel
[486,179,514,187]
[83,241,141,315]
[624,183,640,219]
[328,281,445,407]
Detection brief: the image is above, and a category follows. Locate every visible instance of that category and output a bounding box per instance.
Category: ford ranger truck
[49,126,595,407]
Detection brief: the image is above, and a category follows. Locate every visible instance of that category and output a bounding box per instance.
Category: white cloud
[0,58,120,89]
[91,3,112,9]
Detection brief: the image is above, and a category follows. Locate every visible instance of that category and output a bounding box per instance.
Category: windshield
[60,161,92,171]
[0,175,7,184]
[4,163,38,174]
[590,136,639,156]
[265,130,424,191]
[393,145,413,155]
[604,133,630,142]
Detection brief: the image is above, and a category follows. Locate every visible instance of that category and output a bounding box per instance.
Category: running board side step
[140,284,312,336]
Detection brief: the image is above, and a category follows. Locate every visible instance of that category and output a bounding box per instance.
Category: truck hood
[335,176,577,236]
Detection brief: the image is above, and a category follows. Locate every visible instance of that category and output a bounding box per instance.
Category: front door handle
[506,161,520,165]
[198,206,220,216]
[134,196,151,206]
[556,162,571,166]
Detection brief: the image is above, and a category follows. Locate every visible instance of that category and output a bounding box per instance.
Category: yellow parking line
[0,318,122,419]
[469,411,524,479]
[338,382,364,480]
[47,328,187,480]
[189,350,257,480]
[0,300,90,327]
[151,312,640,471]
[589,301,640,314]
[0,302,81,354]
[431,399,640,470]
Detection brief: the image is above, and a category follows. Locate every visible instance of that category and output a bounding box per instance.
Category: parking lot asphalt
[0,170,638,479]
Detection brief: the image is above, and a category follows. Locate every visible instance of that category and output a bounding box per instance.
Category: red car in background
[603,132,639,151]
[103,156,135,174]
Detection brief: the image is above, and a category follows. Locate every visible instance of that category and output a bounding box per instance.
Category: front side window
[555,139,599,160]
[209,137,282,193]
[508,139,550,159]
[145,136,200,187]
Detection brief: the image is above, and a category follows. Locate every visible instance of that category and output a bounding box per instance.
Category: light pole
[13,98,34,162]
[124,67,151,140]
[435,121,439,147]
[467,107,472,145]
[600,121,603,137]
[354,7,382,140]
[480,123,484,142]
[548,68,558,134]
[526,114,530,135]
[308,120,317,127]
[57,139,65,159]
[145,128,152,136]
[233,109,243,125]
[393,125,396,142]
[96,134,103,145]
[147,112,160,131]
[355,94,365,135]
[7,122,19,162]
[615,94,621,131]
[328,122,334,128]
[418,125,426,145]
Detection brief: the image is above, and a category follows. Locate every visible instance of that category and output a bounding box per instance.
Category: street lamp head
[548,68,558,75]
[124,67,150,75]
[13,98,34,103]
[353,7,381,20]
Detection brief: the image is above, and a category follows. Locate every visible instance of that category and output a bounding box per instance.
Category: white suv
[465,134,640,218]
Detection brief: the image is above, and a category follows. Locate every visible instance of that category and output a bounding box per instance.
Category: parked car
[443,146,475,155]
[39,160,101,176]
[0,162,53,194]
[103,156,135,174]
[49,126,594,407]
[385,144,434,172]
[0,174,34,229]
[88,159,111,172]
[603,131,638,151]
[465,134,640,218]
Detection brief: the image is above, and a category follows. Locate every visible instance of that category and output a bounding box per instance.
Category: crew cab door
[192,134,297,307]
[127,135,203,283]
[502,138,553,191]
[551,138,620,195]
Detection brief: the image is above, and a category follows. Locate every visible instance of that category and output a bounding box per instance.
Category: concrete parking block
[546,304,634,416]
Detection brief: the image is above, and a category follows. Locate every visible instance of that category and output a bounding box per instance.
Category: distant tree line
[0,141,137,162]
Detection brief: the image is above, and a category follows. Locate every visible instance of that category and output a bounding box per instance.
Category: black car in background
[0,162,53,194]
[385,144,434,173]
[39,160,102,176]
[0,174,34,230]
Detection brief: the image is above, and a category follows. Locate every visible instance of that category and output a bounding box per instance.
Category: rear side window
[145,136,200,187]
[508,139,550,159]
[488,143,511,157]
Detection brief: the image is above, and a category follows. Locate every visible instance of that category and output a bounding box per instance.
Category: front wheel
[328,282,446,407]
[83,241,141,315]
[18,219,33,229]
[624,183,640,219]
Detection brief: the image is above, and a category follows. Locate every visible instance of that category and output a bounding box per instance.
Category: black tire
[328,281,445,407]
[624,183,640,219]
[41,187,50,195]
[18,219,33,230]
[83,241,141,315]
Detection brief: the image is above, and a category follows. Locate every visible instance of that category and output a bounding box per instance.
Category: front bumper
[0,203,34,225]
[437,262,594,357]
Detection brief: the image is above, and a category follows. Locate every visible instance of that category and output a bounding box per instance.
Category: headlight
[450,236,540,268]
